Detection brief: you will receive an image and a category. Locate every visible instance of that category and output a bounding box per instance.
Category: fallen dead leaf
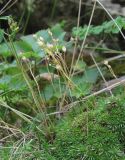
[35,73,59,82]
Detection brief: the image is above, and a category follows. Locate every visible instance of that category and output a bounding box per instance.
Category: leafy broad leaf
[21,35,45,57]
[42,80,65,101]
[71,68,99,98]
[71,83,92,98]
[0,41,34,57]
[72,16,125,39]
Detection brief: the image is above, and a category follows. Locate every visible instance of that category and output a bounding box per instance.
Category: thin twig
[0,0,18,15]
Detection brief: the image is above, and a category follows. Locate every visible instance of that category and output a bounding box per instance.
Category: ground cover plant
[1,0,125,159]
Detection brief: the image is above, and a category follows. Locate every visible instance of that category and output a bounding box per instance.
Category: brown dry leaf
[35,73,59,82]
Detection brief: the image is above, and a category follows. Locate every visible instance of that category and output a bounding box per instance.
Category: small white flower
[21,56,29,63]
[53,38,59,43]
[39,36,44,41]
[47,43,53,48]
[19,52,23,55]
[56,64,61,70]
[48,29,53,36]
[70,37,74,41]
[104,60,108,65]
[37,40,44,46]
[33,34,37,38]
[22,56,27,61]
[62,46,66,52]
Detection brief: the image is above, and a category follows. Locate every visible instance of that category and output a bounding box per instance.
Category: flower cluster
[33,29,66,57]
[33,30,67,73]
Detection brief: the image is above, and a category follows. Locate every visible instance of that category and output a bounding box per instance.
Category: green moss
[50,96,125,160]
